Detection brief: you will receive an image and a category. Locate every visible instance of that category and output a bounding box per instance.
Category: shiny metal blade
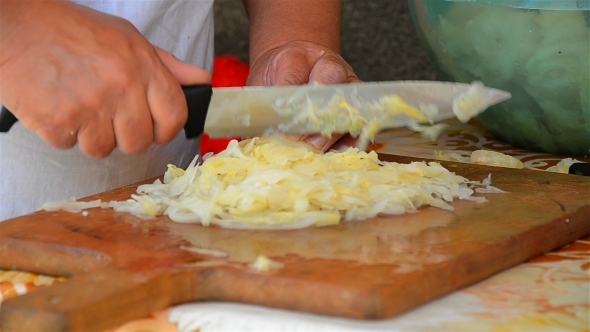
[203,81,511,138]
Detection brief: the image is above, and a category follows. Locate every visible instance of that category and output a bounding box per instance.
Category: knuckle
[39,131,76,150]
[49,95,100,129]
[133,43,159,65]
[153,131,174,145]
[82,141,114,159]
[89,149,111,159]
[168,106,188,127]
[116,125,152,155]
[119,139,150,155]
[50,109,78,129]
[113,109,154,154]
[78,130,115,159]
[105,66,135,91]
[154,116,184,144]
[79,90,107,113]
[150,100,186,144]
[99,54,144,92]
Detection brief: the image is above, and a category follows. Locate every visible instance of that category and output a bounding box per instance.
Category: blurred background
[213,0,437,82]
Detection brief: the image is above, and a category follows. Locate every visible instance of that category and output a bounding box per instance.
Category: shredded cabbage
[407,123,450,141]
[546,158,584,174]
[452,81,500,123]
[434,149,523,169]
[248,256,284,272]
[40,198,103,213]
[39,136,507,229]
[470,150,523,169]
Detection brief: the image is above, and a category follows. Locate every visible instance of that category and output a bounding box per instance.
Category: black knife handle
[182,83,212,139]
[569,162,590,177]
[0,84,213,139]
[0,106,18,132]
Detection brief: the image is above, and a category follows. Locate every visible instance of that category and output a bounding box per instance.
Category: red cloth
[200,56,249,155]
[211,56,250,88]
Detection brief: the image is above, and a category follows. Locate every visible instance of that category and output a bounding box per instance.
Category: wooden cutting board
[0,155,588,332]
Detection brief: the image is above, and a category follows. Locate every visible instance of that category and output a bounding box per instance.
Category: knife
[0,81,511,138]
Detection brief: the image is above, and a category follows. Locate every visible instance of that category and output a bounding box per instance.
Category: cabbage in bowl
[409,0,589,156]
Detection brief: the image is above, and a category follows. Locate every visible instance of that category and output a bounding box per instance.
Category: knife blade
[0,81,511,139]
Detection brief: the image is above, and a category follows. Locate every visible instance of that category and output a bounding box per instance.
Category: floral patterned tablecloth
[374,119,589,171]
[1,120,588,332]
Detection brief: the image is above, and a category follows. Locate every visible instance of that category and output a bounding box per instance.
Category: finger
[112,88,154,154]
[26,98,81,149]
[347,75,363,84]
[77,115,116,159]
[330,134,359,152]
[36,127,78,150]
[308,54,350,85]
[273,52,314,86]
[155,47,211,85]
[146,65,187,144]
[286,134,308,142]
[304,134,345,152]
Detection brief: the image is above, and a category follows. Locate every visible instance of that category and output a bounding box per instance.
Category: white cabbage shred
[434,149,523,169]
[434,150,586,176]
[452,81,499,123]
[42,136,504,230]
[40,198,104,213]
[248,256,284,272]
[546,158,584,174]
[474,173,508,194]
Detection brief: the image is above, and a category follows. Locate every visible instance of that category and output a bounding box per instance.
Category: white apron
[0,0,215,220]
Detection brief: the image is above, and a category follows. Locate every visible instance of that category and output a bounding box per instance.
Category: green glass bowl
[408,0,590,156]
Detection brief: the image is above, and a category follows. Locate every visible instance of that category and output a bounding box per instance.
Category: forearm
[242,0,342,62]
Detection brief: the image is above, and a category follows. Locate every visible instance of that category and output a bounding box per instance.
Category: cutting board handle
[0,268,202,332]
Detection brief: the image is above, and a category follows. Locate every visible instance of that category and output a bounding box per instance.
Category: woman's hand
[243,0,362,152]
[0,1,210,158]
[248,42,362,152]
[247,40,360,86]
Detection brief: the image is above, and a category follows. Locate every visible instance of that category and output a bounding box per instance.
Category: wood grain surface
[0,156,588,332]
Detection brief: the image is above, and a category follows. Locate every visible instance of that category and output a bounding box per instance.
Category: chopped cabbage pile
[428,4,589,155]
[42,136,503,230]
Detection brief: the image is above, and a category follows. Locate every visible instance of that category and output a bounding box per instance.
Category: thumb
[273,52,313,86]
[309,54,361,84]
[156,47,211,85]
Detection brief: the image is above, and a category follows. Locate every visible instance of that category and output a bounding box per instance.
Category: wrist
[0,0,69,66]
[243,0,342,63]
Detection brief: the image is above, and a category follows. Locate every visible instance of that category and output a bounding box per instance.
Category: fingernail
[306,136,329,150]
[286,135,304,141]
